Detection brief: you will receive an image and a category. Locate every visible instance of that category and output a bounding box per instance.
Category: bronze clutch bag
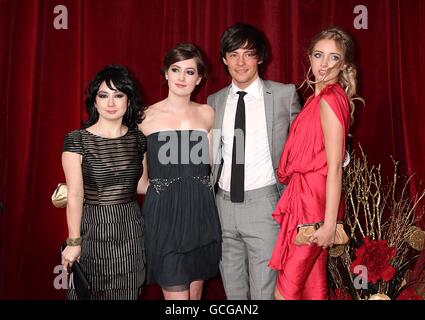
[294,221,349,246]
[51,183,68,208]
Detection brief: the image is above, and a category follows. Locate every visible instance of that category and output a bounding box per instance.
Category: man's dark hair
[220,22,268,64]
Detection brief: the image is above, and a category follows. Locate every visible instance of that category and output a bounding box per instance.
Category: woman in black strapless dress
[138,43,221,300]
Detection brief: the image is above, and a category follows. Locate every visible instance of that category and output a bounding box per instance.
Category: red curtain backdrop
[1,0,424,299]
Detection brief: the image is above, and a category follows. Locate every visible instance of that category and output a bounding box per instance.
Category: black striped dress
[63,128,146,300]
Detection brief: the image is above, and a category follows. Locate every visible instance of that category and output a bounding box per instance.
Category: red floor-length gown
[269,83,350,300]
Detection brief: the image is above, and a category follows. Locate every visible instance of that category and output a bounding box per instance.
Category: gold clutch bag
[294,221,349,246]
[51,183,68,208]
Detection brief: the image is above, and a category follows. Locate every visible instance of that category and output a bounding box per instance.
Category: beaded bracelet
[66,237,82,246]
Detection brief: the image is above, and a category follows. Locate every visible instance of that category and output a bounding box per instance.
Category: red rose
[350,237,396,284]
[396,287,423,300]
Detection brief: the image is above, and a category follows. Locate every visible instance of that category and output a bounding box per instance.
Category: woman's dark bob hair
[84,64,144,129]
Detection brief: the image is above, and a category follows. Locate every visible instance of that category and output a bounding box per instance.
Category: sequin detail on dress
[150,176,212,194]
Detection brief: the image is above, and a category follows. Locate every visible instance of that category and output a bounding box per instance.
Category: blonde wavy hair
[302,27,364,123]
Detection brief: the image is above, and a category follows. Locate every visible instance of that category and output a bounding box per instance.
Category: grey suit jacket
[207,79,301,194]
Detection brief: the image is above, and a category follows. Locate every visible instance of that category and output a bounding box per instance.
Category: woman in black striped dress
[61,65,147,300]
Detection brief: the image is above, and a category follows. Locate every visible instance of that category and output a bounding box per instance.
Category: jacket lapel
[214,86,231,131]
[263,80,274,158]
[211,86,230,185]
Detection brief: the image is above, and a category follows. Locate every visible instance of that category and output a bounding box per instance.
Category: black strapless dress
[142,130,221,291]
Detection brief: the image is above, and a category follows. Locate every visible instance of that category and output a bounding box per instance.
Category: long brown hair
[304,27,364,122]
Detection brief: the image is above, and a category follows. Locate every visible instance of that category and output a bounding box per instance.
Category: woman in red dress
[269,27,363,300]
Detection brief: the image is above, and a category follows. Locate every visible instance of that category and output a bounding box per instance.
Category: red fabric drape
[1,0,424,299]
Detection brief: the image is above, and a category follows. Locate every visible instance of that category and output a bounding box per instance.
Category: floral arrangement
[328,146,425,300]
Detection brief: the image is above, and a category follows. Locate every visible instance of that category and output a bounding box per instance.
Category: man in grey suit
[207,23,300,300]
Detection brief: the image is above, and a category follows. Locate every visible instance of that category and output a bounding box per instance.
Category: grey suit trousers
[216,184,280,300]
